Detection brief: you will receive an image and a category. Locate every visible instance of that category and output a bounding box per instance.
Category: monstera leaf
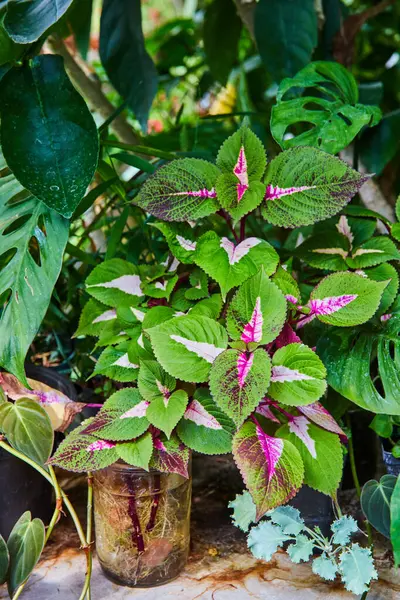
[0,56,99,217]
[176,388,235,455]
[318,316,400,414]
[135,158,220,221]
[209,348,271,426]
[233,419,304,519]
[262,147,369,228]
[227,269,287,346]
[271,61,381,154]
[148,315,228,382]
[194,232,279,297]
[215,125,266,220]
[0,150,69,383]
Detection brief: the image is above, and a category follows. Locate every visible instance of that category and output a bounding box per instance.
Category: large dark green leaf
[0,399,54,464]
[361,475,396,539]
[203,0,242,85]
[254,0,317,83]
[100,0,157,130]
[0,534,9,585]
[317,317,400,415]
[4,0,75,43]
[0,55,99,218]
[271,61,381,154]
[7,512,45,597]
[0,149,69,383]
[391,476,400,567]
[360,110,400,176]
[0,12,24,65]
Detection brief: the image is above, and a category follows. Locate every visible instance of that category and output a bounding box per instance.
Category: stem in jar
[126,476,145,553]
[146,473,161,532]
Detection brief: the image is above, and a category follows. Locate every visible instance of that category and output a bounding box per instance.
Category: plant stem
[126,476,145,553]
[146,473,161,532]
[239,216,247,242]
[79,473,94,600]
[218,209,239,243]
[333,493,343,519]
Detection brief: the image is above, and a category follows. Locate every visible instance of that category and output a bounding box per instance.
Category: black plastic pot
[290,486,335,538]
[0,366,77,539]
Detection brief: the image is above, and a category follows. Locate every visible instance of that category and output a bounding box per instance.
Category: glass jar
[93,461,191,587]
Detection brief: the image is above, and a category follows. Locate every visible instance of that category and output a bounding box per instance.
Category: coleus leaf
[215,124,267,220]
[366,263,399,316]
[317,316,400,415]
[271,266,301,305]
[135,158,220,221]
[339,544,377,595]
[80,388,149,441]
[262,147,369,228]
[297,402,346,441]
[331,516,358,546]
[147,389,188,438]
[48,419,119,472]
[176,388,235,455]
[117,305,147,327]
[86,259,144,307]
[148,315,228,382]
[232,420,304,519]
[269,343,327,406]
[150,432,190,478]
[137,360,176,403]
[151,222,197,264]
[227,269,287,346]
[142,273,178,300]
[297,231,350,271]
[228,491,257,532]
[346,237,400,269]
[0,373,86,433]
[194,232,279,298]
[189,294,223,320]
[75,299,117,337]
[116,431,153,470]
[304,271,387,327]
[277,421,343,495]
[92,342,140,382]
[185,268,209,301]
[247,521,291,561]
[209,348,271,427]
[142,306,175,330]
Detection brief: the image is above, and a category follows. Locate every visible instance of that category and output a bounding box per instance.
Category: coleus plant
[50,121,389,521]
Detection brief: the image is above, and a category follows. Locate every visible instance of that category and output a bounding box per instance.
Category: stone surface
[1,455,399,599]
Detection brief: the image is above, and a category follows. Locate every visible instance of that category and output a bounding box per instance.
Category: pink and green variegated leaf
[116,432,153,470]
[274,323,301,349]
[346,237,400,270]
[366,263,399,316]
[277,421,343,496]
[92,341,140,382]
[150,433,190,478]
[135,158,220,221]
[297,402,347,441]
[142,274,178,300]
[176,388,235,455]
[227,269,287,346]
[216,175,266,222]
[148,315,228,382]
[75,298,117,337]
[194,231,279,298]
[269,343,327,406]
[138,360,176,403]
[151,221,197,264]
[271,266,301,306]
[80,388,149,441]
[262,147,369,228]
[146,389,188,438]
[233,420,304,519]
[185,269,209,301]
[86,259,144,307]
[307,272,388,327]
[48,419,118,472]
[209,348,271,427]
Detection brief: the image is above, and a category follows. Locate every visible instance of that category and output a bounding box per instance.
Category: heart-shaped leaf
[361,475,397,539]
[0,399,53,465]
[116,432,153,470]
[232,419,304,519]
[0,55,99,218]
[227,269,287,346]
[262,147,369,228]
[269,343,327,406]
[4,0,74,43]
[135,158,220,221]
[177,388,235,455]
[209,348,271,427]
[148,315,228,383]
[146,389,188,438]
[7,512,45,597]
[194,232,279,298]
[0,535,9,585]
